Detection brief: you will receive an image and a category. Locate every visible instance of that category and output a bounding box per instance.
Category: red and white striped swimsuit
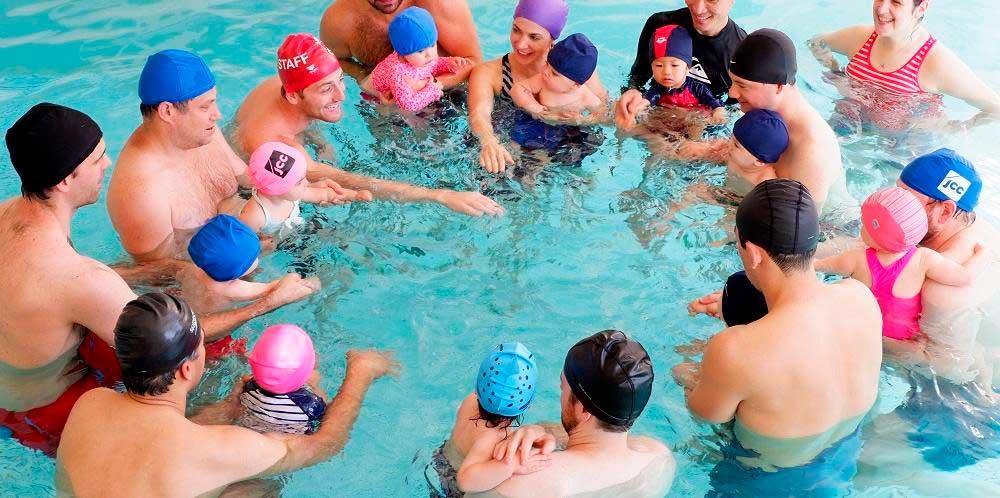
[846,32,937,95]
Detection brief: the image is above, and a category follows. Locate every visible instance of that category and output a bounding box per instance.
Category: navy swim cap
[548,33,598,85]
[5,103,103,198]
[736,179,819,255]
[188,215,260,282]
[563,330,653,427]
[730,29,797,85]
[388,7,438,56]
[733,109,789,164]
[476,342,537,417]
[138,49,216,105]
[115,293,202,378]
[721,271,768,327]
[899,148,981,213]
[649,25,693,66]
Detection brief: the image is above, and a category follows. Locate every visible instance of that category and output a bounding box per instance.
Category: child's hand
[677,140,712,160]
[512,450,552,475]
[709,107,728,125]
[687,291,722,319]
[313,179,373,204]
[378,91,395,106]
[446,57,474,72]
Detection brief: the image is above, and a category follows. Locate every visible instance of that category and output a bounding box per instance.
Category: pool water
[2,0,1000,496]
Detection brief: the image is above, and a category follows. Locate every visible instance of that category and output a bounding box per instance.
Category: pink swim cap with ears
[247,141,307,196]
[861,187,928,253]
[248,324,316,394]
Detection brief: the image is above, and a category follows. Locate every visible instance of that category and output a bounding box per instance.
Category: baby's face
[282,176,308,201]
[542,65,578,93]
[729,138,758,170]
[651,56,688,89]
[402,45,439,68]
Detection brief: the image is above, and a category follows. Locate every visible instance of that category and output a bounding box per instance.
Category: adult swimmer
[674,179,882,494]
[0,104,136,455]
[234,34,503,217]
[809,0,1000,131]
[466,331,675,498]
[682,29,852,217]
[467,0,610,173]
[108,49,329,358]
[616,0,747,128]
[56,293,397,497]
[319,0,482,86]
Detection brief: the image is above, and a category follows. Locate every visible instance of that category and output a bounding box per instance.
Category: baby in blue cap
[511,33,604,124]
[179,215,317,314]
[432,343,547,494]
[368,7,473,112]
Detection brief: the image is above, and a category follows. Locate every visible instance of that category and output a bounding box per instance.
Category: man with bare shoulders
[462,331,675,498]
[684,29,849,215]
[234,34,504,217]
[319,0,482,84]
[676,179,881,493]
[0,104,136,454]
[56,293,397,497]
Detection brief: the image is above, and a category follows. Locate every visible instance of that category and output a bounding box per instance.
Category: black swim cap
[5,103,103,198]
[730,29,797,85]
[721,271,768,327]
[736,179,819,255]
[563,330,653,427]
[115,293,202,377]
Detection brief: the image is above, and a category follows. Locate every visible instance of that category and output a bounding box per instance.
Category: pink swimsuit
[866,247,922,340]
[370,52,454,112]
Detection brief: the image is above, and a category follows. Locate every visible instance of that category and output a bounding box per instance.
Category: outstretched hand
[687,291,722,319]
[313,179,374,204]
[479,136,514,173]
[437,190,504,217]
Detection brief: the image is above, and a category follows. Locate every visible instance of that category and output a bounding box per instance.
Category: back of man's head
[736,179,819,273]
[115,292,203,396]
[563,330,654,432]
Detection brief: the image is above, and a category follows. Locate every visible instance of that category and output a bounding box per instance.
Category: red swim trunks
[204,335,248,360]
[0,333,121,456]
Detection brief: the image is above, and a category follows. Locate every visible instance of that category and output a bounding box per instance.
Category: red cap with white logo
[276,33,341,93]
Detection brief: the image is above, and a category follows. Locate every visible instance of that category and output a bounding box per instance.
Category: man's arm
[681,330,745,424]
[107,173,176,262]
[625,14,660,90]
[427,0,483,63]
[64,261,139,344]
[199,276,319,341]
[112,258,188,287]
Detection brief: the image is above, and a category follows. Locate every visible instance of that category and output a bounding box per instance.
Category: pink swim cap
[247,142,307,196]
[248,324,316,395]
[861,187,928,253]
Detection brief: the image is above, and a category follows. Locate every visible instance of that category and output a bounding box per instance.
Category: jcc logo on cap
[265,150,294,179]
[937,170,970,202]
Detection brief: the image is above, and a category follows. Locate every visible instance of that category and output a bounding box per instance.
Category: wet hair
[122,347,200,396]
[139,99,191,119]
[737,231,817,274]
[471,401,521,431]
[567,391,630,433]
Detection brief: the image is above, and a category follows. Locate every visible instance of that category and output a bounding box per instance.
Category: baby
[240,141,369,241]
[817,188,985,341]
[239,324,327,435]
[369,7,473,112]
[431,343,549,495]
[623,25,726,137]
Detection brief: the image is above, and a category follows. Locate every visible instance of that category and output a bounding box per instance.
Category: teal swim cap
[476,342,537,418]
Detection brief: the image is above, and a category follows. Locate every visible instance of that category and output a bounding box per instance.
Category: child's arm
[216,278,275,303]
[511,75,546,115]
[691,81,728,125]
[815,249,864,278]
[300,179,373,204]
[433,56,474,86]
[922,244,987,287]
[457,432,514,493]
[239,198,267,234]
[676,138,730,163]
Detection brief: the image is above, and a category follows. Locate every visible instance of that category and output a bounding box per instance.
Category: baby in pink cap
[239,324,327,435]
[816,187,985,341]
[239,142,371,240]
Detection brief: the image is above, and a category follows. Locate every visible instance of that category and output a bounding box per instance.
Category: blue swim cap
[188,215,260,282]
[388,7,438,56]
[900,148,982,212]
[547,33,598,85]
[733,109,789,164]
[138,49,216,105]
[476,342,537,418]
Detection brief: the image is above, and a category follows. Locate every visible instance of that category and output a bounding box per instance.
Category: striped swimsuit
[238,380,325,435]
[846,32,936,95]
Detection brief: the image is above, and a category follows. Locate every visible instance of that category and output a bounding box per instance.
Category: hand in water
[687,291,722,319]
[492,425,556,466]
[346,350,400,380]
[479,136,514,173]
[438,190,504,217]
[314,179,373,204]
[614,89,647,130]
[709,107,728,125]
[266,274,320,307]
[671,361,701,389]
[675,339,708,357]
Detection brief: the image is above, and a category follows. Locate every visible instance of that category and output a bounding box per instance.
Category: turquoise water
[2,0,1000,496]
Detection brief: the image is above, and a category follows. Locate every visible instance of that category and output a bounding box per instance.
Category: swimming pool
[2,0,999,496]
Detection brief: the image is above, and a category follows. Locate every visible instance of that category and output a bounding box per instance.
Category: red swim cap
[277,34,341,93]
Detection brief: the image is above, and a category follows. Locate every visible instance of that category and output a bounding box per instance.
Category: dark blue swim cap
[899,148,981,213]
[138,49,216,105]
[388,7,438,56]
[733,109,789,164]
[188,215,260,282]
[563,330,653,427]
[548,33,598,85]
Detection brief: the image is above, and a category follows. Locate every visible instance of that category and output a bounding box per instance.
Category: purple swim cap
[514,0,569,40]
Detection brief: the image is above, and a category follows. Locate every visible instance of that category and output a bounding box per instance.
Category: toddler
[239,324,326,434]
[817,188,984,340]
[369,7,472,112]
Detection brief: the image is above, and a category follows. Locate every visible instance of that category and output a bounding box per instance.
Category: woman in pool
[467,0,609,173]
[809,0,1000,131]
